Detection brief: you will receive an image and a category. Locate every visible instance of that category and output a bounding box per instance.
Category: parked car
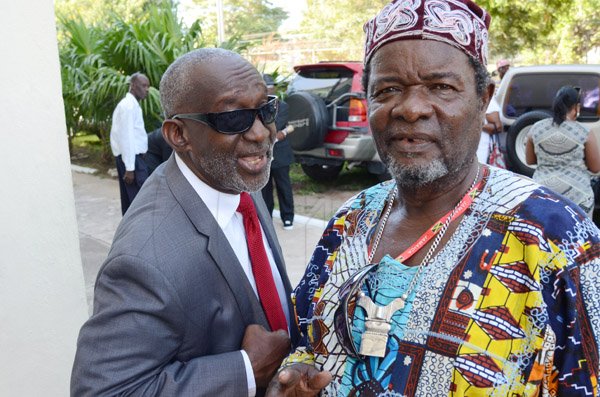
[286,62,600,186]
[285,62,387,182]
[496,64,600,176]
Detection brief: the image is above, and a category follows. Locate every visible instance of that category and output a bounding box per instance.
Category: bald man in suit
[72,48,296,396]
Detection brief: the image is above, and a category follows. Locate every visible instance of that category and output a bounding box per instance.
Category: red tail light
[327,148,344,158]
[348,98,367,122]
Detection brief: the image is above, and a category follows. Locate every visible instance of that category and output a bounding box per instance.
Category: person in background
[72,48,295,396]
[526,85,600,216]
[261,74,295,230]
[496,58,510,81]
[267,1,600,395]
[145,127,173,175]
[476,95,503,165]
[110,72,150,215]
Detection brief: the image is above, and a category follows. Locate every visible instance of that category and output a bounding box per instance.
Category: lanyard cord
[368,166,482,265]
[366,166,482,302]
[396,177,483,262]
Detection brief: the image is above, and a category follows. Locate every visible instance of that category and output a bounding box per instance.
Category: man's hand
[123,171,135,185]
[275,125,295,142]
[266,363,332,397]
[242,324,291,388]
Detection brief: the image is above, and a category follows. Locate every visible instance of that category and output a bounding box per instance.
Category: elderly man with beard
[72,48,296,396]
[266,1,600,396]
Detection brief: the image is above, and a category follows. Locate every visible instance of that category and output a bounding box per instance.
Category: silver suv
[496,64,600,176]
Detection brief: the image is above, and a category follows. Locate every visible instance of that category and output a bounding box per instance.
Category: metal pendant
[356,294,406,357]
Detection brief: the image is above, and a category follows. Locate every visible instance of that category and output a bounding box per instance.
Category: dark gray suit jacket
[71,155,297,396]
[145,128,173,175]
[271,100,294,169]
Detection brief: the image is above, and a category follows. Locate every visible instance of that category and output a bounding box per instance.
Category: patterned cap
[364,0,491,66]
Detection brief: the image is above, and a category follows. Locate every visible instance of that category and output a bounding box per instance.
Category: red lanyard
[395,180,483,262]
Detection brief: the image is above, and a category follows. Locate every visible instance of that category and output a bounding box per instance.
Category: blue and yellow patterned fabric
[284,166,600,396]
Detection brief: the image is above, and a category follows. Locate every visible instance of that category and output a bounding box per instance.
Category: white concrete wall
[0,0,89,395]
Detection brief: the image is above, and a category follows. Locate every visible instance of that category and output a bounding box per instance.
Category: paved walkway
[71,168,335,313]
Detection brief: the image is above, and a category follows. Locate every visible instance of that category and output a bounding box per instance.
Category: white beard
[384,155,449,190]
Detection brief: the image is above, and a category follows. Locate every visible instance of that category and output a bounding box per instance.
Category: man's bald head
[129,72,150,101]
[159,48,252,118]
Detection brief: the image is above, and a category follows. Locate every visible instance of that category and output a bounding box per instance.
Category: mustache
[239,141,273,156]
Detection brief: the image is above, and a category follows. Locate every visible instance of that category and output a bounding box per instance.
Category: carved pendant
[356,294,406,357]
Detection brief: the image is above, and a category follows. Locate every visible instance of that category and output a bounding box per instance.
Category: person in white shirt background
[477,59,510,166]
[110,72,151,215]
[476,96,503,164]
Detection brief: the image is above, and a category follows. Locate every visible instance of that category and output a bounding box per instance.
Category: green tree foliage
[55,0,150,26]
[191,0,288,44]
[294,0,599,65]
[554,0,600,63]
[299,0,388,60]
[477,0,600,63]
[56,0,245,157]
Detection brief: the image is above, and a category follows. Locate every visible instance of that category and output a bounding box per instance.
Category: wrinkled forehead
[369,39,474,84]
[185,59,266,110]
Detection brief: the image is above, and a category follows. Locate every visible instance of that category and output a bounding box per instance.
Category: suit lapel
[164,157,269,329]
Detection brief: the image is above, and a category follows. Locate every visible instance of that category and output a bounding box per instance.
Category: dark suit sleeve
[146,129,172,175]
[275,101,289,132]
[271,100,294,168]
[71,255,248,396]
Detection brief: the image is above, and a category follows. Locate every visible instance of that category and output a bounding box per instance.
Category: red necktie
[237,192,288,332]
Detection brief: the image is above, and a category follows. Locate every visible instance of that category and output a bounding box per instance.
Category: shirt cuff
[124,156,135,171]
[241,350,256,397]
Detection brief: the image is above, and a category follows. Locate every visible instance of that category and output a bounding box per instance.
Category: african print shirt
[283,166,600,396]
[530,119,594,214]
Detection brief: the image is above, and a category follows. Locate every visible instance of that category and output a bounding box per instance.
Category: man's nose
[390,87,434,123]
[243,115,274,143]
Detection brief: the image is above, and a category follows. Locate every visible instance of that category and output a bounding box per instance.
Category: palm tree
[57,0,245,158]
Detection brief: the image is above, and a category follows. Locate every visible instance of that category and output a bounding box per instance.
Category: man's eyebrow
[370,76,401,86]
[216,91,246,106]
[371,72,463,86]
[420,71,463,81]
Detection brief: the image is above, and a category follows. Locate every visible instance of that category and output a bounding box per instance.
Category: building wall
[0,0,89,395]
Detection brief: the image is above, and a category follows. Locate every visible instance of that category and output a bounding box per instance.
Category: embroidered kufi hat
[363,0,491,66]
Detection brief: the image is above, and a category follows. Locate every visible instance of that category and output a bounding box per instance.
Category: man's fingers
[265,369,301,397]
[277,367,332,391]
[277,368,300,387]
[309,371,333,390]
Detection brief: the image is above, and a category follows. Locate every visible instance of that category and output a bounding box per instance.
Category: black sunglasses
[170,95,279,135]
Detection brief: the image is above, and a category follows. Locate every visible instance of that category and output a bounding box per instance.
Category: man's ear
[162,120,189,153]
[482,81,495,110]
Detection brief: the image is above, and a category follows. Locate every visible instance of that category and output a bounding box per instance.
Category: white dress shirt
[110,92,148,171]
[175,154,290,397]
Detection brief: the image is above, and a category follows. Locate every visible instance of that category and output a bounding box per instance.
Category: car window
[503,73,600,119]
[288,68,354,103]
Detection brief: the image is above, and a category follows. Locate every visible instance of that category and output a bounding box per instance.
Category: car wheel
[287,92,329,151]
[301,163,343,182]
[506,110,552,177]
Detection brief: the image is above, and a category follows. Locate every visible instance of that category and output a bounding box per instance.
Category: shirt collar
[174,154,240,229]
